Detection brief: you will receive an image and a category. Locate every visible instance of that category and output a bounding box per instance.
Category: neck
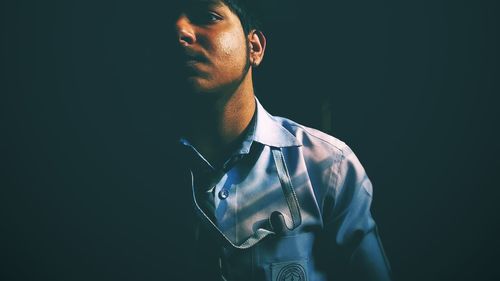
[185,72,256,166]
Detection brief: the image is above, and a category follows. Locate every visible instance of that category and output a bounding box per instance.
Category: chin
[183,77,217,96]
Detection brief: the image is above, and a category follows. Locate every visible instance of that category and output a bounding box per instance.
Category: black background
[1,0,499,280]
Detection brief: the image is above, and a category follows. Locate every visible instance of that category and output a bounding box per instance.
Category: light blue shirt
[181,98,391,281]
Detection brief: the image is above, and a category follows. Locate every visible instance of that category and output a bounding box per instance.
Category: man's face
[174,0,250,95]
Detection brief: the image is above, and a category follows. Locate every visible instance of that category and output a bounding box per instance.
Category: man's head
[173,0,266,96]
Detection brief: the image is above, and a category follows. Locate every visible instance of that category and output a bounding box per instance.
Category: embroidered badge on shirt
[271,260,308,281]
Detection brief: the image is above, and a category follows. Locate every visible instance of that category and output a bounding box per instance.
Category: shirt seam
[323,149,344,225]
[286,123,346,152]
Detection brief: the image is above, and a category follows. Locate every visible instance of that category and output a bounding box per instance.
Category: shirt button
[218,189,229,200]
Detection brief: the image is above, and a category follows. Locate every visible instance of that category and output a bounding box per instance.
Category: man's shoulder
[272,115,352,159]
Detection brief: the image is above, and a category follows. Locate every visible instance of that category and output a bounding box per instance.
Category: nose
[175,15,196,46]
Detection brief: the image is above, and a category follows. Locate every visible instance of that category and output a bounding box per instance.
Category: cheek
[215,33,247,67]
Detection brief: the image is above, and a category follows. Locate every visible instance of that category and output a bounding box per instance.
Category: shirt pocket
[254,232,315,281]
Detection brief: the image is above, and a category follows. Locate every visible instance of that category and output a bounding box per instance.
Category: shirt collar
[252,97,302,148]
[179,97,302,160]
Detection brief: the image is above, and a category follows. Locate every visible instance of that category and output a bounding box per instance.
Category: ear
[248,30,266,67]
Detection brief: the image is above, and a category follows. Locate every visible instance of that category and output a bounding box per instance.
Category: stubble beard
[190,38,252,101]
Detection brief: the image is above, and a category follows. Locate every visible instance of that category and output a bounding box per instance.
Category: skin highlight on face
[175,1,251,96]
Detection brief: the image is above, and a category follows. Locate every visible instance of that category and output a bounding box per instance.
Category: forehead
[171,0,232,16]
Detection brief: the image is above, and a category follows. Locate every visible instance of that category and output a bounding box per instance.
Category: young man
[172,0,392,280]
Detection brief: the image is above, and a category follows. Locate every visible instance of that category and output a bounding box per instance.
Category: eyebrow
[186,0,224,7]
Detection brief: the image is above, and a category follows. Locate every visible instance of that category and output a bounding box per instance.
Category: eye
[189,10,222,25]
[207,12,222,22]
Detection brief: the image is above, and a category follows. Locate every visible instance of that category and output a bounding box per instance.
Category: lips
[179,49,208,64]
[177,52,209,78]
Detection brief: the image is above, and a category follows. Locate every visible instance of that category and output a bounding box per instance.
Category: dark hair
[222,0,263,34]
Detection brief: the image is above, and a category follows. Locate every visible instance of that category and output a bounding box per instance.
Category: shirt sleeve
[318,146,392,281]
